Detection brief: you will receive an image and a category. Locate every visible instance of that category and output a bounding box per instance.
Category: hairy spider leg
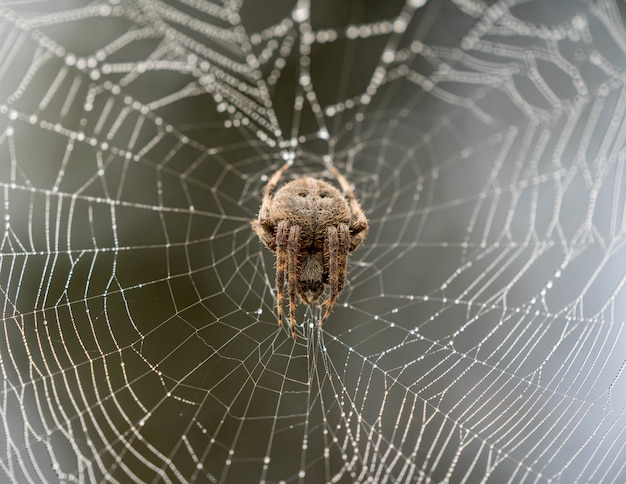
[337,223,349,291]
[258,163,290,222]
[321,224,349,324]
[287,224,301,340]
[275,221,290,328]
[250,219,276,250]
[329,166,368,250]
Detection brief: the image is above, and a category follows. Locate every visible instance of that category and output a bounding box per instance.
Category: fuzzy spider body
[252,164,368,340]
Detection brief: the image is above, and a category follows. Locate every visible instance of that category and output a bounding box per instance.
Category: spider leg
[258,163,291,222]
[337,223,349,289]
[275,221,289,328]
[287,224,301,340]
[348,224,367,252]
[328,166,368,251]
[251,219,276,250]
[321,224,349,324]
[252,163,291,250]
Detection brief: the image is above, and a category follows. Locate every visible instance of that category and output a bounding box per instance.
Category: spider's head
[300,280,324,304]
[299,255,325,304]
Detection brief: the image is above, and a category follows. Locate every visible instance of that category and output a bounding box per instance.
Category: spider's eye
[298,192,307,197]
[319,192,329,198]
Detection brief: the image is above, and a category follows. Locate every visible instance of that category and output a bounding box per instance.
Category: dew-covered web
[1,0,626,482]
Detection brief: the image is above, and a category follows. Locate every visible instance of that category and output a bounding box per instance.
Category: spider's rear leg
[287,224,302,340]
[329,166,368,252]
[258,163,291,221]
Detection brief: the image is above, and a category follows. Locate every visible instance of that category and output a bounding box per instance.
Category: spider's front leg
[286,224,301,340]
[275,221,290,330]
[321,224,349,325]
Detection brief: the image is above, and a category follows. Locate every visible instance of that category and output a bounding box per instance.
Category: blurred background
[0,0,625,482]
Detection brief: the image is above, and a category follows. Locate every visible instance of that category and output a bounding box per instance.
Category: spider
[252,163,368,340]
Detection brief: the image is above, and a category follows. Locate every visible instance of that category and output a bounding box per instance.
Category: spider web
[1,0,625,482]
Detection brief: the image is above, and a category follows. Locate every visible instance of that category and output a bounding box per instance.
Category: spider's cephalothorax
[252,163,368,340]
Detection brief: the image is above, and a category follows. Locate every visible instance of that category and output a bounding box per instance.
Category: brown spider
[252,163,368,340]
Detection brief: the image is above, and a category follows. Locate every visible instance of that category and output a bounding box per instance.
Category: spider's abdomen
[271,177,350,246]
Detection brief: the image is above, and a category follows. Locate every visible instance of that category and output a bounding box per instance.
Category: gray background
[0,0,625,482]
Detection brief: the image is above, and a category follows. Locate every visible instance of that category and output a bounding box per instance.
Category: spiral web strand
[0,0,625,482]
